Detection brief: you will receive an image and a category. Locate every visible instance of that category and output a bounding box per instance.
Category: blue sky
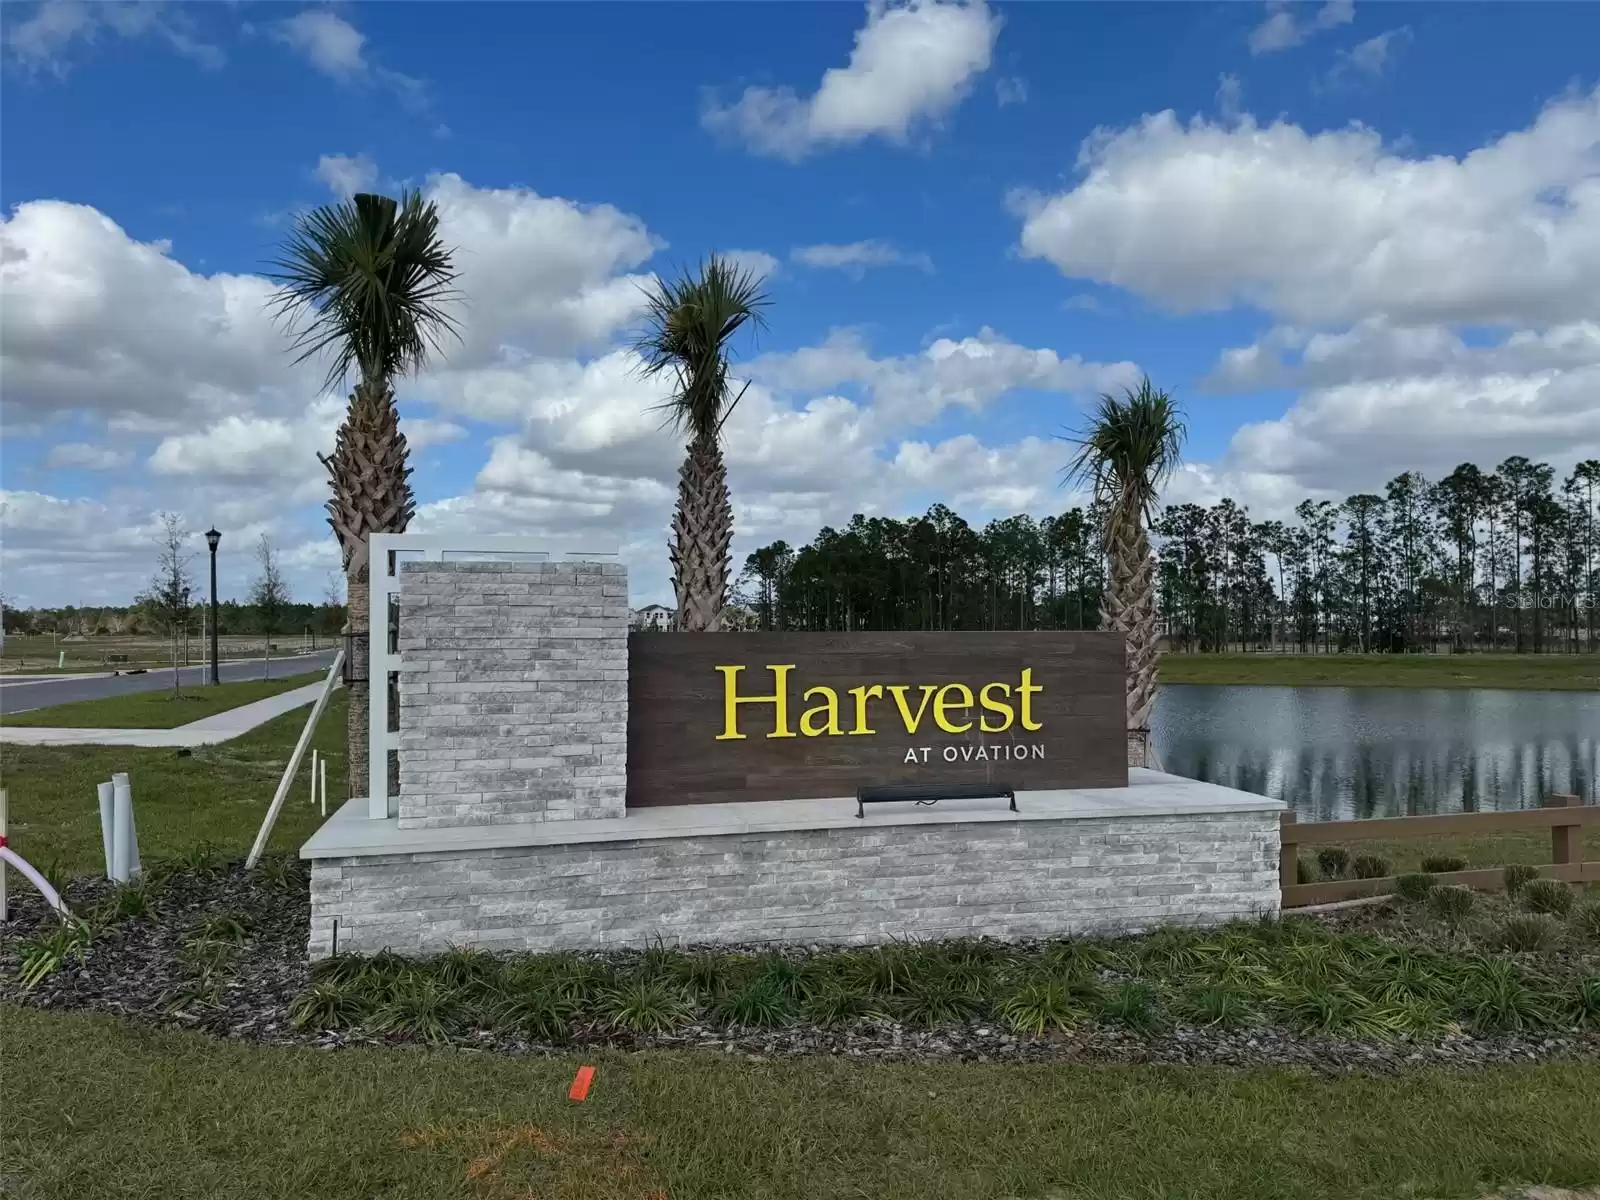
[2,0,1597,609]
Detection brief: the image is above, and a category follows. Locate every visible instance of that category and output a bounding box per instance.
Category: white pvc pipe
[97,781,115,880]
[320,756,328,816]
[245,648,344,869]
[0,847,69,918]
[310,749,319,806]
[112,778,140,882]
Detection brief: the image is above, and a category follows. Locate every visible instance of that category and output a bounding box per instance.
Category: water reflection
[1153,686,1599,820]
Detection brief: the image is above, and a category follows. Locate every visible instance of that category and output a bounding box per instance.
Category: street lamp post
[205,527,221,686]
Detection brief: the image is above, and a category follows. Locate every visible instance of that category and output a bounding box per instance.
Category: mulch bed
[2,865,1597,1073]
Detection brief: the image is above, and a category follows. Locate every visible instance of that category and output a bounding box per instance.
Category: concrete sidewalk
[0,681,333,747]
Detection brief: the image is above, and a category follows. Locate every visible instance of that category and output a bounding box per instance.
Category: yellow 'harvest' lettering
[800,686,842,737]
[714,666,1044,738]
[1018,667,1043,731]
[717,664,798,740]
[932,683,974,733]
[978,682,1014,732]
[886,684,938,733]
[847,684,883,735]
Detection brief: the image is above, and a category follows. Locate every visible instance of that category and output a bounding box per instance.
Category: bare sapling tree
[250,534,291,680]
[322,570,345,641]
[138,513,195,697]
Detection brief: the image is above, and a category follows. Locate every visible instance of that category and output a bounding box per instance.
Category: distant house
[630,604,673,632]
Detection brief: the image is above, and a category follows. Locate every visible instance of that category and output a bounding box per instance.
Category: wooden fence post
[1279,811,1299,898]
[1546,793,1581,880]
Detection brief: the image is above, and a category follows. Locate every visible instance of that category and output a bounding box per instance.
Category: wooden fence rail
[1279,793,1600,909]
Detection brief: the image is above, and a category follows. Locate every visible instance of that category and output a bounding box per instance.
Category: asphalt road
[0,650,339,718]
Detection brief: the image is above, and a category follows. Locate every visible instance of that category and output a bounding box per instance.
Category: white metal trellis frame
[365,533,621,820]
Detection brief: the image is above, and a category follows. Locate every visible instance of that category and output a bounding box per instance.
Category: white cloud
[702,0,1001,161]
[5,0,224,75]
[1013,87,1600,329]
[994,75,1026,107]
[749,327,1140,431]
[405,417,468,451]
[1220,367,1600,499]
[314,153,379,199]
[273,9,427,111]
[148,408,332,485]
[791,240,933,275]
[0,175,663,431]
[0,199,303,430]
[43,442,132,471]
[1327,27,1411,83]
[1215,73,1243,122]
[425,172,662,363]
[1248,0,1353,55]
[274,10,366,76]
[722,248,781,280]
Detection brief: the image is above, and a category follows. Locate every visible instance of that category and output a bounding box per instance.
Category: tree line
[734,456,1600,655]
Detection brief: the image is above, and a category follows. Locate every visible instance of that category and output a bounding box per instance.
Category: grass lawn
[1159,652,1600,690]
[1352,830,1600,875]
[0,693,346,874]
[4,671,324,729]
[7,1005,1600,1200]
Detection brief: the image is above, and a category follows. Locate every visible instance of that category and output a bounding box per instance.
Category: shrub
[999,981,1091,1036]
[1574,898,1600,941]
[539,956,617,1004]
[1498,914,1560,953]
[671,951,734,995]
[599,979,690,1034]
[897,975,986,1028]
[1277,984,1396,1039]
[429,945,504,992]
[1460,958,1557,1032]
[197,914,249,945]
[712,977,798,1030]
[492,986,578,1041]
[1316,847,1351,879]
[1351,854,1391,880]
[1568,977,1600,1030]
[254,854,304,891]
[1296,857,1319,885]
[1504,863,1540,896]
[1521,879,1575,916]
[1098,982,1160,1031]
[289,980,371,1032]
[1394,872,1435,902]
[16,919,93,990]
[175,842,226,874]
[369,977,470,1044]
[1420,854,1467,874]
[102,879,156,922]
[1181,984,1255,1030]
[1426,885,1476,924]
[801,983,875,1025]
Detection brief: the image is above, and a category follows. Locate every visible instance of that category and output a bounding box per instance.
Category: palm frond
[267,191,462,392]
[1060,378,1186,518]
[632,253,770,442]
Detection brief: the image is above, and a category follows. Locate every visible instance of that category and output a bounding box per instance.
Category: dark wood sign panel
[627,631,1127,807]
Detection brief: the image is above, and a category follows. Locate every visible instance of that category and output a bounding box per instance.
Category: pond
[1153,685,1600,820]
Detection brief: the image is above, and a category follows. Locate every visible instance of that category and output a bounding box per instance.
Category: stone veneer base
[301,770,1285,959]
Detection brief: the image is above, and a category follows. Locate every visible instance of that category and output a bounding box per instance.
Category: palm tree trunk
[346,570,369,800]
[1103,497,1162,770]
[320,374,415,801]
[671,434,734,632]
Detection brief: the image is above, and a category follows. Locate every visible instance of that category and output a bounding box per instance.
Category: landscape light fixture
[205,527,221,686]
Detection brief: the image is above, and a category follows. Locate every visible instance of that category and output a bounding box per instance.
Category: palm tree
[1063,378,1186,770]
[268,191,460,799]
[633,255,769,632]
